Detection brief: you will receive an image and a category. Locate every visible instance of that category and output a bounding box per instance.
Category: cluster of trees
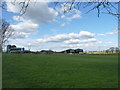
[106,47,120,54]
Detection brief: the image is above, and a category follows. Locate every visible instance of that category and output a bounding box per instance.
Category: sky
[2,1,118,51]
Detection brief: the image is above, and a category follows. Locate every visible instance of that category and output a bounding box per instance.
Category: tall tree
[0,19,14,52]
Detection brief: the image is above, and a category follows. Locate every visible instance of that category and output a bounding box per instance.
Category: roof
[10,48,23,51]
[41,50,54,52]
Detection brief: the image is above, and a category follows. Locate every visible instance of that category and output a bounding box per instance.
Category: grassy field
[2,53,118,88]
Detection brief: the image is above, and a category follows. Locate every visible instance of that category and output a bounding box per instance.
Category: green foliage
[3,54,118,88]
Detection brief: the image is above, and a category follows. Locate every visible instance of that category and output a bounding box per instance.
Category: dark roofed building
[66,49,75,53]
[40,50,54,54]
[7,45,25,53]
[74,49,83,53]
[65,48,83,54]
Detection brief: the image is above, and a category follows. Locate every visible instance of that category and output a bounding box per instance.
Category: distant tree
[115,47,119,53]
[106,50,109,54]
[0,19,14,52]
[109,47,115,54]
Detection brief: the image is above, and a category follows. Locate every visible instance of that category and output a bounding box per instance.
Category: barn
[65,49,83,54]
[7,45,25,53]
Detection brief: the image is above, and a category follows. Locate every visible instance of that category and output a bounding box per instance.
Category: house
[74,49,83,53]
[40,50,54,54]
[66,49,75,53]
[65,48,83,54]
[7,45,25,53]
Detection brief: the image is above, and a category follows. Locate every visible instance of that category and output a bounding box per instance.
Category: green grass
[3,53,118,88]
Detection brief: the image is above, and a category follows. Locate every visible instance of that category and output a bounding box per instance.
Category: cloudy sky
[2,1,118,51]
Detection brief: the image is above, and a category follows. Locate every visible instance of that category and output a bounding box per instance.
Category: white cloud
[64,38,97,44]
[68,44,94,48]
[56,3,82,26]
[61,15,65,18]
[8,29,118,51]
[79,31,95,38]
[8,38,39,50]
[96,34,106,36]
[6,1,58,39]
[59,3,73,14]
[60,43,95,50]
[6,1,21,13]
[72,14,81,19]
[13,16,21,21]
[7,2,58,24]
[60,22,69,27]
[96,30,118,36]
[11,32,30,39]
[11,18,39,38]
[108,41,112,44]
[37,31,95,43]
[60,23,65,27]
[66,13,81,21]
[106,30,118,35]
[11,20,38,33]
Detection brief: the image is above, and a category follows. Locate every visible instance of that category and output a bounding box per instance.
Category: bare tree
[0,19,14,52]
[55,1,119,17]
[2,0,119,17]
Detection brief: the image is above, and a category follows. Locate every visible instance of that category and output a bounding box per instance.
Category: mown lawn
[2,53,118,88]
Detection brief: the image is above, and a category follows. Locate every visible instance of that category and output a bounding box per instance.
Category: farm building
[40,50,54,54]
[66,49,75,53]
[74,49,83,53]
[7,45,25,53]
[65,49,83,54]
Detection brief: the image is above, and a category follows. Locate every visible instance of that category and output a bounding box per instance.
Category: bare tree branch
[1,0,118,17]
[0,19,14,52]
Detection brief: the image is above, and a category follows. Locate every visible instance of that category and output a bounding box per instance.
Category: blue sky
[3,1,118,51]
